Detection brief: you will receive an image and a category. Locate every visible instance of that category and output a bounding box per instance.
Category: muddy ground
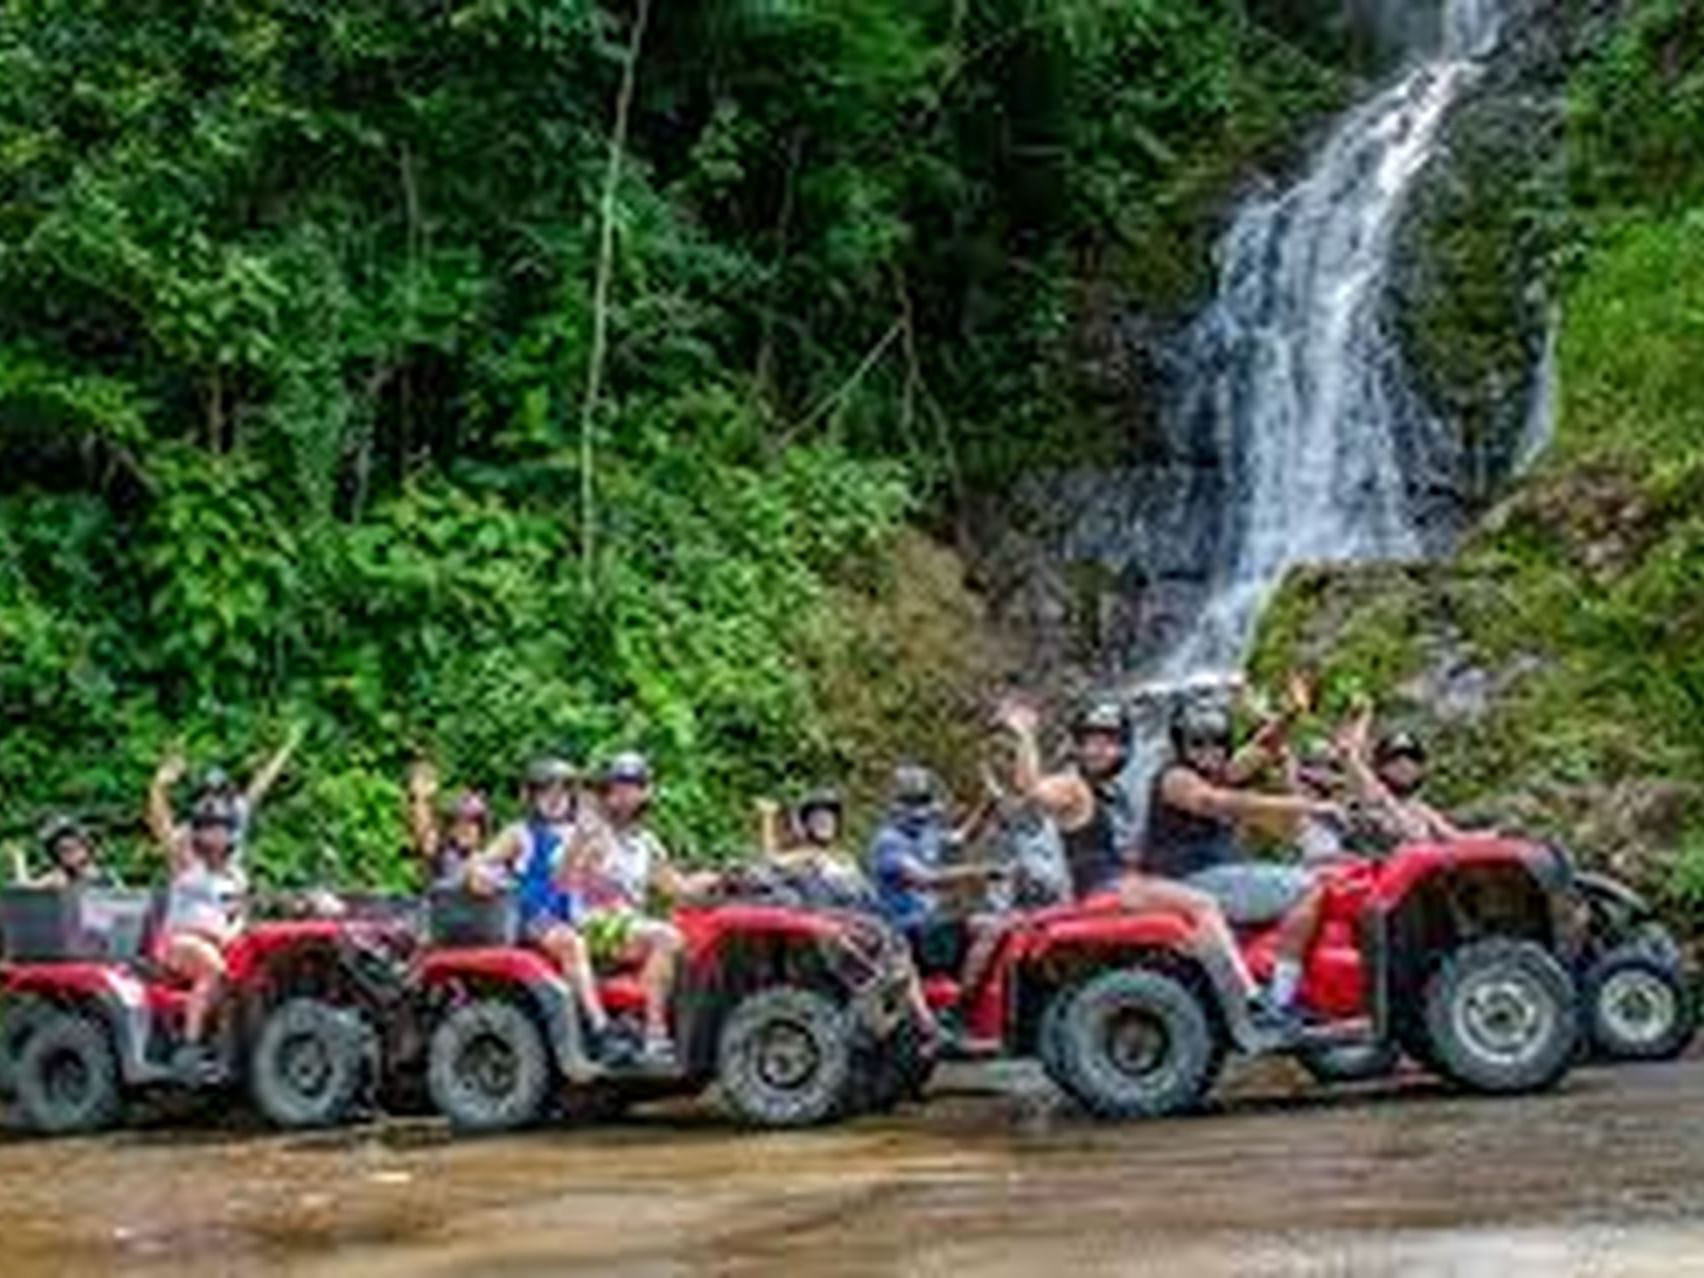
[5,1058,1704,1277]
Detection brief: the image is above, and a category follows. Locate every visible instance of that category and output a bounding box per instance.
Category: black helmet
[523,756,578,791]
[796,788,844,820]
[190,795,240,831]
[601,751,652,788]
[1170,703,1233,755]
[1074,700,1130,742]
[1374,731,1427,767]
[889,765,940,808]
[39,814,89,855]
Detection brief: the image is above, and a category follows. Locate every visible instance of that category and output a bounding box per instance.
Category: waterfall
[1140,0,1505,685]
[1100,0,1511,825]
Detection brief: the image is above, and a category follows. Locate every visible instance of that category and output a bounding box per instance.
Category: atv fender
[414,948,596,1081]
[1024,911,1262,1053]
[6,966,173,1086]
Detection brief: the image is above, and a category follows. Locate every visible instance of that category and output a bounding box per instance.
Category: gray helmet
[523,756,578,791]
[190,795,240,831]
[797,787,843,820]
[198,766,234,798]
[890,765,940,808]
[601,751,652,788]
[1074,700,1130,743]
[1170,703,1233,755]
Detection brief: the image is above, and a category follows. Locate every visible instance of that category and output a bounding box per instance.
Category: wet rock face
[1389,0,1568,512]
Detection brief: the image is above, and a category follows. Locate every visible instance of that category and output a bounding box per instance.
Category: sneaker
[636,1037,678,1072]
[170,1043,222,1086]
[1246,996,1306,1049]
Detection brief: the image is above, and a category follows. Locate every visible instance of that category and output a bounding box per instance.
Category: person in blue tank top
[472,757,614,1059]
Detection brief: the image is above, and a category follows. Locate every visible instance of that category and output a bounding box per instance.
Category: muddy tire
[717,986,852,1128]
[14,1012,122,1134]
[1583,946,1697,1062]
[428,999,551,1133]
[1422,939,1577,1094]
[1036,990,1072,1081]
[1297,1040,1401,1086]
[250,998,375,1129]
[0,995,56,1098]
[1049,968,1222,1119]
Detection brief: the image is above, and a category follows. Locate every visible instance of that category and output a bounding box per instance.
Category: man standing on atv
[996,698,1266,1003]
[571,752,718,1069]
[473,757,615,1061]
[1146,702,1340,1020]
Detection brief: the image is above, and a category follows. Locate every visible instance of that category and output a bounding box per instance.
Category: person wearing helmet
[868,763,1006,1046]
[1337,708,1470,845]
[1146,698,1339,1022]
[473,756,616,1060]
[756,788,865,900]
[569,752,717,1069]
[405,760,492,890]
[150,725,305,860]
[996,696,1265,1003]
[10,816,111,888]
[148,770,251,1080]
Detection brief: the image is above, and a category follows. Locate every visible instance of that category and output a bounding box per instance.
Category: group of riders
[8,680,1475,1076]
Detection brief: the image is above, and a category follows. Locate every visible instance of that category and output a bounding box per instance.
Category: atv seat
[921,975,960,1011]
[596,974,647,1015]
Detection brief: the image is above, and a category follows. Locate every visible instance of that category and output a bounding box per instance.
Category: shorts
[1186,863,1314,926]
[581,911,639,966]
[521,890,578,944]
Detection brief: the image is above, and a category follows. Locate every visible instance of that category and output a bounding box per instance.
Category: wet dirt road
[6,1059,1704,1278]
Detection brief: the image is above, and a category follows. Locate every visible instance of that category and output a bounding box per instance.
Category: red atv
[1290,859,1698,1082]
[0,887,415,1134]
[410,882,918,1132]
[914,835,1583,1117]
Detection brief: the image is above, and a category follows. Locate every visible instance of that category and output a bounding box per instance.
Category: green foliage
[0,1,1345,883]
[1254,8,1704,917]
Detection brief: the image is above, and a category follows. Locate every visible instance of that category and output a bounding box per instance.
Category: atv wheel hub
[1600,969,1677,1047]
[1456,974,1550,1065]
[1103,1010,1169,1078]
[43,1049,91,1106]
[280,1033,334,1097]
[755,1021,820,1091]
[461,1034,519,1097]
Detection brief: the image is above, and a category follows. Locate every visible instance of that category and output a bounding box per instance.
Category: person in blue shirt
[869,765,1004,1043]
[472,757,614,1060]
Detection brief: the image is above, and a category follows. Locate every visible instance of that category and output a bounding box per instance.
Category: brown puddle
[6,1058,1704,1276]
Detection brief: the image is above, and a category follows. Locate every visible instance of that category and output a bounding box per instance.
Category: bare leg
[957,916,1004,999]
[1118,874,1258,995]
[633,922,682,1045]
[1273,882,1326,964]
[166,934,228,1044]
[539,924,609,1033]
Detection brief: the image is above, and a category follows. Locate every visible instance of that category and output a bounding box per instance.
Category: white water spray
[1143,0,1505,683]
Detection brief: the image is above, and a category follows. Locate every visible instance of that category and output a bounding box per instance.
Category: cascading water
[1092,0,1518,822]
[1144,0,1506,684]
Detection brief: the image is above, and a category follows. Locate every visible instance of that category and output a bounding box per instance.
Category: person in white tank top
[569,753,716,1068]
[149,753,251,1078]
